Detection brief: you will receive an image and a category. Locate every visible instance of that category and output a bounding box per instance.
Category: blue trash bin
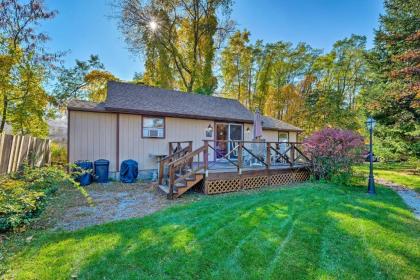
[74,160,93,186]
[94,159,110,183]
[120,160,138,183]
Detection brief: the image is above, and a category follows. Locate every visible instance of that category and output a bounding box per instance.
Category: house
[67,81,303,180]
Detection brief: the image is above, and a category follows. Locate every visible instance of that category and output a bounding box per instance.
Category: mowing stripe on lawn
[211,208,295,279]
[107,193,281,277]
[264,218,297,279]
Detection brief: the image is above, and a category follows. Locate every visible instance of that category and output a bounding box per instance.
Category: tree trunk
[0,98,8,133]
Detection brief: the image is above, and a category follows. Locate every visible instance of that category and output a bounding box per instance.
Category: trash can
[94,159,109,183]
[74,160,93,186]
[120,159,138,183]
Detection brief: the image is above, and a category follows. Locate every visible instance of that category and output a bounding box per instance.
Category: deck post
[158,159,164,185]
[266,142,271,169]
[237,142,242,174]
[203,140,208,174]
[188,141,193,169]
[169,142,173,156]
[169,166,175,199]
[290,143,295,166]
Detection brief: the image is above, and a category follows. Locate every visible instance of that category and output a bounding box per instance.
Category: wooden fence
[0,133,51,175]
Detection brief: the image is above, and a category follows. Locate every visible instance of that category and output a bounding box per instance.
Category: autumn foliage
[303,128,365,183]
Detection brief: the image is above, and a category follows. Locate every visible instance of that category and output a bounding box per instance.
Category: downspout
[116,113,120,174]
[67,109,71,172]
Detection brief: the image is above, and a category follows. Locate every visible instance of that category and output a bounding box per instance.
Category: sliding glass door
[215,123,243,160]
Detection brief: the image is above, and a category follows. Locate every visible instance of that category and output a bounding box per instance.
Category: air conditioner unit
[144,128,163,138]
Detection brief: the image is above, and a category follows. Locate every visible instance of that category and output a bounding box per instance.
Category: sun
[149,20,158,32]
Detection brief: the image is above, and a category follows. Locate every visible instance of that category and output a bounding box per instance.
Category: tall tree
[264,42,318,120]
[0,0,57,136]
[303,35,367,132]
[221,30,253,106]
[53,55,119,106]
[363,0,420,158]
[116,0,234,94]
[220,31,367,136]
[9,52,51,136]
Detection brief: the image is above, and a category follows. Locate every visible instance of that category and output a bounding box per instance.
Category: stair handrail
[168,145,207,168]
[167,143,208,199]
[158,145,191,185]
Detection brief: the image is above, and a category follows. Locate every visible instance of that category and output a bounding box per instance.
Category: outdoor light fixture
[366,116,376,131]
[246,127,251,133]
[366,116,376,194]
[206,124,213,137]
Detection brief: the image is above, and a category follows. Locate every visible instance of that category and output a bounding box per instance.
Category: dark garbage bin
[74,160,93,186]
[120,159,139,183]
[94,159,110,183]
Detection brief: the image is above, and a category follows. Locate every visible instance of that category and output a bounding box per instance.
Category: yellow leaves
[83,70,118,102]
[84,70,117,83]
[263,84,304,123]
[0,54,15,74]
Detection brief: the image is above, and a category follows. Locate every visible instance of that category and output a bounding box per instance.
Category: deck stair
[158,140,310,199]
[158,142,208,199]
[158,173,204,199]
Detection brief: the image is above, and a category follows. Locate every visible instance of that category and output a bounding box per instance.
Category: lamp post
[366,117,376,194]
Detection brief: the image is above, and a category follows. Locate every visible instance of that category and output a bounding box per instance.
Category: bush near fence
[0,165,75,232]
[0,133,51,175]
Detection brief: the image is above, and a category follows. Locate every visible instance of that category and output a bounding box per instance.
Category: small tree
[303,128,365,184]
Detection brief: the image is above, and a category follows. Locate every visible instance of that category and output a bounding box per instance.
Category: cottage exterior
[68,81,302,179]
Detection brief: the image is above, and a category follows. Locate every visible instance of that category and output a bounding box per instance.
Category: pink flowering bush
[303,128,365,184]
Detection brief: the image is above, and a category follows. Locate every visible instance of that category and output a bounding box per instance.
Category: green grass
[2,182,420,280]
[353,161,420,192]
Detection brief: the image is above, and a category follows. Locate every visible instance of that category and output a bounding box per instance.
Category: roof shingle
[67,81,302,132]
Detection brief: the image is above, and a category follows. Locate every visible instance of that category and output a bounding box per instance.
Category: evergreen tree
[363,0,420,158]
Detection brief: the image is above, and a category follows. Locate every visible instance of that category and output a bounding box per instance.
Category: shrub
[50,142,67,165]
[303,128,365,184]
[0,165,76,232]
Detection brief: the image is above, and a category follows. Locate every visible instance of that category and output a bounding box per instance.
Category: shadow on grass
[4,183,420,280]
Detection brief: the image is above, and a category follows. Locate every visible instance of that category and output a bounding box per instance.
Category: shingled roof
[68,81,302,132]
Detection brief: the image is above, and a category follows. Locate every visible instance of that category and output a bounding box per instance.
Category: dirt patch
[32,182,203,231]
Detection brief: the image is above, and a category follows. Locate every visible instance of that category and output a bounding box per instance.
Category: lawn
[2,182,419,280]
[353,161,420,192]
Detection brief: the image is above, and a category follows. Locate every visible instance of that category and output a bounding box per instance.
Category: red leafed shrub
[303,128,365,183]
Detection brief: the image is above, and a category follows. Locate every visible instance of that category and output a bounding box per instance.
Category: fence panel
[0,133,51,175]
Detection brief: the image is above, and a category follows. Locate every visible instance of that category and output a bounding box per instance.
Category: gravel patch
[35,182,202,231]
[377,179,420,219]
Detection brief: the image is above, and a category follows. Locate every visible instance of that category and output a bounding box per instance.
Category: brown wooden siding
[69,111,117,172]
[69,111,299,171]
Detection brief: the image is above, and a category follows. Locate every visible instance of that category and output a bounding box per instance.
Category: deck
[201,161,309,194]
[159,140,311,198]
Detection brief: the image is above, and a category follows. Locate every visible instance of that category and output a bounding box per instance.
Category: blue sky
[43,0,384,81]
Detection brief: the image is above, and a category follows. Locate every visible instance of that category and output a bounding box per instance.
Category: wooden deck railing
[158,141,192,185]
[168,141,192,156]
[159,140,309,197]
[205,140,309,172]
[166,143,208,199]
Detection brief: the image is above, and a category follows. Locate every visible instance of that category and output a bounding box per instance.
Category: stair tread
[175,174,195,181]
[158,184,177,194]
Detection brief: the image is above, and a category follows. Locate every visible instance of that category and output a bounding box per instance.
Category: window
[278,132,289,153]
[278,132,289,142]
[142,117,165,138]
